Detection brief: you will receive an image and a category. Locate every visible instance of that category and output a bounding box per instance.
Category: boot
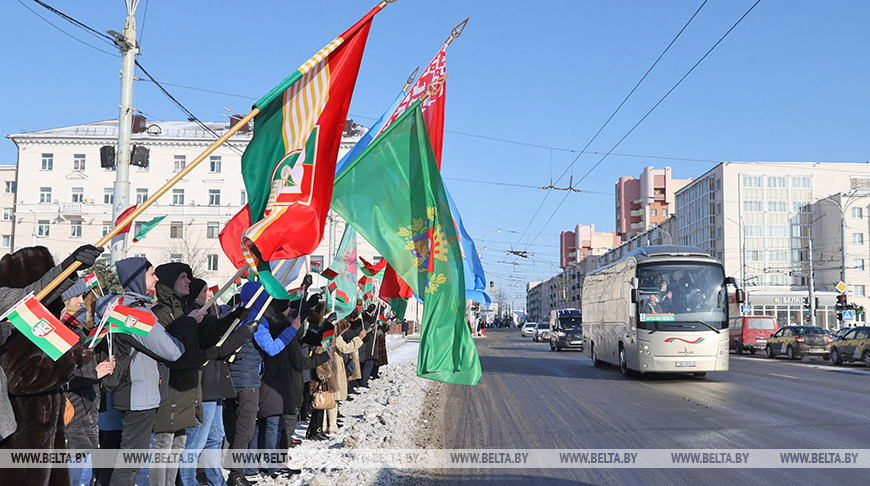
[227,471,251,486]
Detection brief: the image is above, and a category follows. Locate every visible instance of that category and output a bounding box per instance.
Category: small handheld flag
[0,293,80,360]
[105,301,156,336]
[321,329,335,348]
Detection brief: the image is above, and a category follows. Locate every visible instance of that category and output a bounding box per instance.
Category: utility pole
[808,239,816,327]
[111,1,140,263]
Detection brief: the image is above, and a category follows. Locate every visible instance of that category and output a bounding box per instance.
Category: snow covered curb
[261,334,439,485]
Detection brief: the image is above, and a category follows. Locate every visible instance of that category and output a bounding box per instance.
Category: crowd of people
[0,244,394,486]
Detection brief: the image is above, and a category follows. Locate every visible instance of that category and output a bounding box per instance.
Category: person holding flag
[93,257,197,486]
[62,279,115,486]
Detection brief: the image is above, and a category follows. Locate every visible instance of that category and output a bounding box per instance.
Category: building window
[854,285,866,297]
[854,233,865,245]
[240,190,247,206]
[134,222,142,235]
[790,176,812,188]
[70,221,82,238]
[73,154,86,171]
[2,208,13,221]
[741,175,761,188]
[207,222,220,239]
[209,155,221,173]
[768,201,787,212]
[172,189,184,206]
[41,153,53,171]
[136,188,148,205]
[102,221,112,237]
[173,155,186,173]
[854,259,865,271]
[4,181,15,194]
[170,221,183,239]
[1,235,10,247]
[767,176,786,188]
[853,207,864,219]
[207,254,219,272]
[662,208,668,217]
[39,187,52,204]
[37,220,50,237]
[742,201,763,212]
[170,253,183,263]
[104,188,113,204]
[208,189,221,206]
[310,255,324,273]
[651,209,657,216]
[71,187,84,203]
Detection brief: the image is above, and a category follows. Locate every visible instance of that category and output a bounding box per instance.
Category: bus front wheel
[693,372,707,378]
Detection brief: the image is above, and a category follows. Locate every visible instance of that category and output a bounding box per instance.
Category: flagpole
[200,266,247,312]
[444,18,469,46]
[34,109,260,302]
[213,257,290,348]
[403,66,420,91]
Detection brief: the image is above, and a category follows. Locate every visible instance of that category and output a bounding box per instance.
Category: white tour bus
[582,245,744,378]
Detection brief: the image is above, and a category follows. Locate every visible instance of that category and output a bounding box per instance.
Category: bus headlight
[639,340,651,356]
[718,342,728,356]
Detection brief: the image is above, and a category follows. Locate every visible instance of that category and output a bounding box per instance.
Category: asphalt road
[427,328,870,485]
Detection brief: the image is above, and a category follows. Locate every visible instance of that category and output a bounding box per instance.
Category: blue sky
[2,0,869,306]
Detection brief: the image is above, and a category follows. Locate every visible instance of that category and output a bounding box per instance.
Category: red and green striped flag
[335,289,350,304]
[1,293,80,360]
[321,329,334,347]
[105,301,156,336]
[239,5,384,299]
[84,272,100,291]
[287,286,305,302]
[332,100,481,385]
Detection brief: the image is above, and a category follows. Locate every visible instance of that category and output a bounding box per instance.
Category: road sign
[741,305,751,314]
[842,310,855,321]
[835,281,847,293]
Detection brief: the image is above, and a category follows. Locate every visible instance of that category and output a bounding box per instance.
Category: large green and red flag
[325,224,358,319]
[239,5,383,298]
[332,100,481,385]
[0,293,80,360]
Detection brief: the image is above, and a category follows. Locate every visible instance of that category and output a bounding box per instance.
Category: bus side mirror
[631,289,639,303]
[724,277,737,286]
[735,289,745,303]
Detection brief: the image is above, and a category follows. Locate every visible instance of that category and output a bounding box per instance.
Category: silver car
[533,322,550,342]
[521,322,537,337]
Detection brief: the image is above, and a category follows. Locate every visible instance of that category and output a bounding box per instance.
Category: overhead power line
[512,0,710,257]
[520,0,763,255]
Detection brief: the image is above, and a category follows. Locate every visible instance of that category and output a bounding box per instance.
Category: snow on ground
[253,333,434,486]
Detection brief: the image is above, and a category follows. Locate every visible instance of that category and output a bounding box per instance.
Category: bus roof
[590,245,718,275]
[552,309,581,317]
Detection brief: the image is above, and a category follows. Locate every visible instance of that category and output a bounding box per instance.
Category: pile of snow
[257,335,434,485]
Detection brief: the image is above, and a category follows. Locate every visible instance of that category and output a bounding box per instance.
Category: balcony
[59,203,85,217]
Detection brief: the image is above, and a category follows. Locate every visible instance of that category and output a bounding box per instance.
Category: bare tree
[160,231,211,277]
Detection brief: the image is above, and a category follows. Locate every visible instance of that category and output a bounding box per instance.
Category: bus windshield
[636,262,727,331]
[558,317,582,329]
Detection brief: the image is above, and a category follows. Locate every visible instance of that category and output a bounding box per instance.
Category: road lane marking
[731,355,870,375]
[768,373,799,380]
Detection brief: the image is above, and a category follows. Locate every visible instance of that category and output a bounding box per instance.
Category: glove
[302,274,314,289]
[246,318,261,333]
[62,245,104,269]
[231,306,251,323]
[324,312,337,325]
[365,304,377,314]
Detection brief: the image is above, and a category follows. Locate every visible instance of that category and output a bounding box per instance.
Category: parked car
[830,327,870,366]
[549,309,583,351]
[521,322,538,337]
[729,315,778,354]
[533,322,550,342]
[765,326,832,360]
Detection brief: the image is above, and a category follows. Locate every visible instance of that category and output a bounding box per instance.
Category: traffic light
[802,297,810,309]
[815,297,820,309]
[836,293,848,311]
